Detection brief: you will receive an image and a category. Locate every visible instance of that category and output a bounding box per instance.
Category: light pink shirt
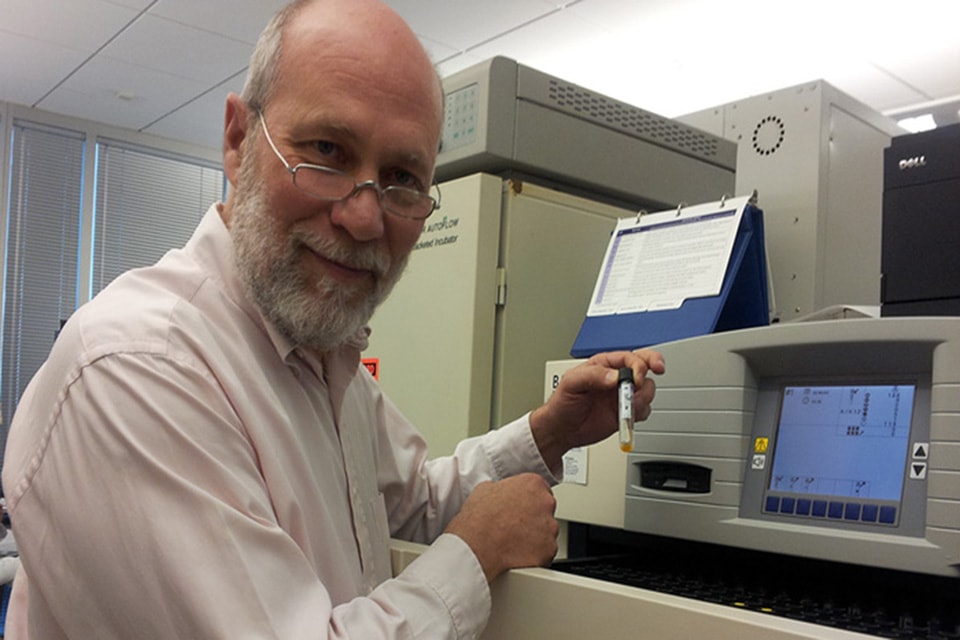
[2,205,554,639]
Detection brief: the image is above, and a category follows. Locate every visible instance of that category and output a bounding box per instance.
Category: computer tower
[881,122,960,316]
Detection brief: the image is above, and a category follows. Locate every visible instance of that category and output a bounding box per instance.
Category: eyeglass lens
[292,166,435,219]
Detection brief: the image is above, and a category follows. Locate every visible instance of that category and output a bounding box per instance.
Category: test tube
[618,367,634,453]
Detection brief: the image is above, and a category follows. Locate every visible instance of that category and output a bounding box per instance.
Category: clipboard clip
[748,189,759,206]
[635,209,648,223]
[720,193,729,208]
[675,202,687,217]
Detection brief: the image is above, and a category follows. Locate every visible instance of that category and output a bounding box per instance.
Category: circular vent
[752,115,785,156]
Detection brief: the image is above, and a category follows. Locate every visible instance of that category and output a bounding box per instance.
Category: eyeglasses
[256,110,440,220]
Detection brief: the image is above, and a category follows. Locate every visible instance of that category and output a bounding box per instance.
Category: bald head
[242,0,442,131]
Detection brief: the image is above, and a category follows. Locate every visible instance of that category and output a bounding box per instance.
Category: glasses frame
[256,109,440,220]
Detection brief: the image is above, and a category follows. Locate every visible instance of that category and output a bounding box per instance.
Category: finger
[628,349,666,378]
[556,362,622,395]
[632,378,657,419]
[587,349,665,380]
[635,376,656,402]
[636,402,653,422]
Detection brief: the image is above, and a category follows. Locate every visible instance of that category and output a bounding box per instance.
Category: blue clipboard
[571,202,769,357]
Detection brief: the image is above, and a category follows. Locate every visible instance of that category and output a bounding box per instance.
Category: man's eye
[387,168,422,191]
[313,140,340,160]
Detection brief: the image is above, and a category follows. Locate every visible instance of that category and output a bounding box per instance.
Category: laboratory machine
[542,316,960,639]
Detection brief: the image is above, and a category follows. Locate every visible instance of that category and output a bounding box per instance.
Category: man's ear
[223,93,249,188]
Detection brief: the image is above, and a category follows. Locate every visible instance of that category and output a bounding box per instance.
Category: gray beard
[229,171,407,352]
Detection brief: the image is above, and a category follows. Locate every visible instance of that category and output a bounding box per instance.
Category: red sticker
[362,358,379,380]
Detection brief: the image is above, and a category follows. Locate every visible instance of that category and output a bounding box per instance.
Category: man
[1,0,664,638]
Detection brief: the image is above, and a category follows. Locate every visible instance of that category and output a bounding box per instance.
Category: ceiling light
[897,114,936,133]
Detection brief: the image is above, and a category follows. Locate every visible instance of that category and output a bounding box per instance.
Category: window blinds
[92,139,224,296]
[1,121,84,454]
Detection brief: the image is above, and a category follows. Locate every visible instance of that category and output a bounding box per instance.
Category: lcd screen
[768,384,915,501]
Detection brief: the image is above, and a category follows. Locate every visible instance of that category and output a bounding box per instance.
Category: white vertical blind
[1,121,84,457]
[92,140,224,296]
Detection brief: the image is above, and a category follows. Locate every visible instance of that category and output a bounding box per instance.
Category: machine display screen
[768,384,915,502]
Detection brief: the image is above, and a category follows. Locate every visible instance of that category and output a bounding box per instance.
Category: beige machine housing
[680,81,902,321]
[439,56,736,210]
[391,538,883,640]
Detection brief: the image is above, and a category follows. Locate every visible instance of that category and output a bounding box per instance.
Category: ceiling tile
[453,8,597,73]
[387,0,558,51]
[0,33,88,106]
[418,37,460,67]
[563,0,696,31]
[0,0,140,51]
[147,0,290,43]
[102,0,154,9]
[871,41,960,101]
[98,15,254,83]
[824,63,930,115]
[38,57,210,130]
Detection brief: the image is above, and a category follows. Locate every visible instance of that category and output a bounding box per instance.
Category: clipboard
[571,194,769,357]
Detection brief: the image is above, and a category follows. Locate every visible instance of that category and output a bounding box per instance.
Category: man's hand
[444,474,558,583]
[530,349,665,472]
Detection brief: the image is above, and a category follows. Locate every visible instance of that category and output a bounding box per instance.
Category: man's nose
[330,182,385,242]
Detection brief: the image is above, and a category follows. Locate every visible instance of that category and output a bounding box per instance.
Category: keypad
[764,494,897,526]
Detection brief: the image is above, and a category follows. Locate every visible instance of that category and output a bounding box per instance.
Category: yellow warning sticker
[754,437,769,453]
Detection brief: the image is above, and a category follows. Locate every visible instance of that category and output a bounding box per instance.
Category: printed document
[586,196,748,316]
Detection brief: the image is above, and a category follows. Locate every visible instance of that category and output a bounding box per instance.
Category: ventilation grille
[752,115,786,156]
[545,79,725,160]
